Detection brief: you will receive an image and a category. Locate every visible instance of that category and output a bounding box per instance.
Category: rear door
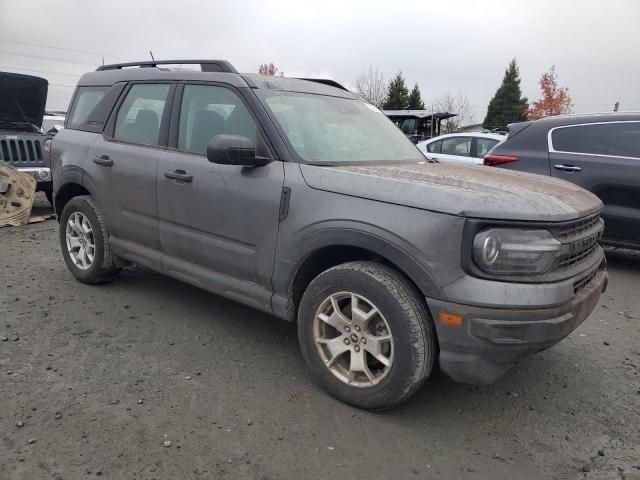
[549,121,640,246]
[86,82,175,268]
[157,83,284,310]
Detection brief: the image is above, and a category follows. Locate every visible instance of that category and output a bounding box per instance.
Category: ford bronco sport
[51,60,607,410]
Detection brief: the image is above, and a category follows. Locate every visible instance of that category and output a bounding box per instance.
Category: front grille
[0,139,43,163]
[554,214,604,270]
[573,269,597,294]
[556,214,602,241]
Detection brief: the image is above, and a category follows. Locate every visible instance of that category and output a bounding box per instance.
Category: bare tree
[355,66,387,108]
[432,91,474,133]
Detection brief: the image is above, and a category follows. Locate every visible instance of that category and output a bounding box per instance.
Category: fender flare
[272,226,443,320]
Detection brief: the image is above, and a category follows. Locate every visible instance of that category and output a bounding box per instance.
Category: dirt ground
[1,194,639,480]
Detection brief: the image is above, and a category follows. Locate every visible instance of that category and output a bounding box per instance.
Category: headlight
[473,229,561,276]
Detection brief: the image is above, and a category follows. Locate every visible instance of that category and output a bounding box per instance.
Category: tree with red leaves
[527,66,572,120]
[258,63,284,76]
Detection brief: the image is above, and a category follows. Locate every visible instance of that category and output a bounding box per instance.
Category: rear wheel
[298,261,437,410]
[59,195,120,283]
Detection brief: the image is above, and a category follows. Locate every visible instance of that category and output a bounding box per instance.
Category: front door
[157,83,284,310]
[86,83,175,267]
[549,121,640,246]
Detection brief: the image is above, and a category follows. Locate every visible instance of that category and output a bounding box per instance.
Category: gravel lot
[1,194,639,480]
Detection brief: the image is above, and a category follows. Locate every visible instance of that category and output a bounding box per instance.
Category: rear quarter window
[427,140,441,153]
[66,86,109,130]
[551,125,583,152]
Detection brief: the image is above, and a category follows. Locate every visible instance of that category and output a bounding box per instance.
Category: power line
[0,38,129,61]
[0,65,82,78]
[0,50,98,66]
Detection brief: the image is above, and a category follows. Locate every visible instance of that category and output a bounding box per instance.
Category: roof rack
[96,60,238,73]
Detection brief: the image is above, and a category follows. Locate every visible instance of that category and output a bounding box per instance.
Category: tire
[59,195,120,284]
[298,261,437,410]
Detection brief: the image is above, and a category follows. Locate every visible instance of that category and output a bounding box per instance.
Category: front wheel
[59,195,120,284]
[298,261,437,410]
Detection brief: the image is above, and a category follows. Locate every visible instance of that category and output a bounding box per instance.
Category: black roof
[78,59,355,98]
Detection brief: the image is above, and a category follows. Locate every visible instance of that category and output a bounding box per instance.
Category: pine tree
[382,72,410,109]
[483,59,529,130]
[407,84,425,109]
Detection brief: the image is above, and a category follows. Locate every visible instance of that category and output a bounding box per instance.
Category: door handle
[554,164,582,172]
[93,155,113,167]
[164,169,193,183]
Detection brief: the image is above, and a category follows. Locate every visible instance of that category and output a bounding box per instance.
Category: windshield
[263,92,424,164]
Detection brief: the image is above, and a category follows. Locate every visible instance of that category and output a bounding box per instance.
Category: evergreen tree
[407,84,425,109]
[382,72,410,109]
[483,59,529,130]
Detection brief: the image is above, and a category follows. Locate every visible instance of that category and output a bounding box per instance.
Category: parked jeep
[0,72,54,203]
[51,60,607,410]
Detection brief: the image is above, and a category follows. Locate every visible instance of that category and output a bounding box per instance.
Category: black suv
[51,60,607,410]
[486,113,640,250]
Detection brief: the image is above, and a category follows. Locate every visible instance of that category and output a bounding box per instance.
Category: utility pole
[430,104,434,138]
[613,101,620,112]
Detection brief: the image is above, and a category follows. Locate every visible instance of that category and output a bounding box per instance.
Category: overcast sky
[2,0,639,122]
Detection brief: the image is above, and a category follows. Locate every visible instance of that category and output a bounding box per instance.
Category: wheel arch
[273,229,442,322]
[53,181,92,220]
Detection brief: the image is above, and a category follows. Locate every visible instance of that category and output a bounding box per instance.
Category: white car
[417,132,506,165]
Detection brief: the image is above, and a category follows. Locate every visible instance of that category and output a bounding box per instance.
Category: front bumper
[427,267,608,385]
[17,167,51,183]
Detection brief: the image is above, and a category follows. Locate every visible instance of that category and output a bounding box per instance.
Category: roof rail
[96,60,238,73]
[296,78,348,91]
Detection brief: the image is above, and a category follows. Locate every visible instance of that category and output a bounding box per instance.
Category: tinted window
[552,126,583,152]
[427,140,441,153]
[581,122,640,158]
[67,86,109,129]
[441,137,471,157]
[114,84,171,146]
[178,85,257,154]
[476,138,499,158]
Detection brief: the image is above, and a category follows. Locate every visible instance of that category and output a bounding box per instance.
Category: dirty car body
[50,60,607,409]
[0,72,53,200]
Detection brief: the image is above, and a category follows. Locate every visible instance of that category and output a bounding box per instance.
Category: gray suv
[51,60,607,410]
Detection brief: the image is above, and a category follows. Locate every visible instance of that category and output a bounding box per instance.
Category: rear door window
[114,84,172,147]
[67,86,109,129]
[441,137,471,157]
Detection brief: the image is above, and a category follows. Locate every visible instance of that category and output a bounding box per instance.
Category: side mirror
[206,134,271,167]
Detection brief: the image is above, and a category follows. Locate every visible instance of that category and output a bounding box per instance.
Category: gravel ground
[1,194,639,480]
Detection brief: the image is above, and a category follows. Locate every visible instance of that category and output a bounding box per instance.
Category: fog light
[38,170,50,180]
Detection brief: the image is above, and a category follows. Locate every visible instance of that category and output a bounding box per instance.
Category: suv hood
[299,162,602,222]
[0,72,48,130]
